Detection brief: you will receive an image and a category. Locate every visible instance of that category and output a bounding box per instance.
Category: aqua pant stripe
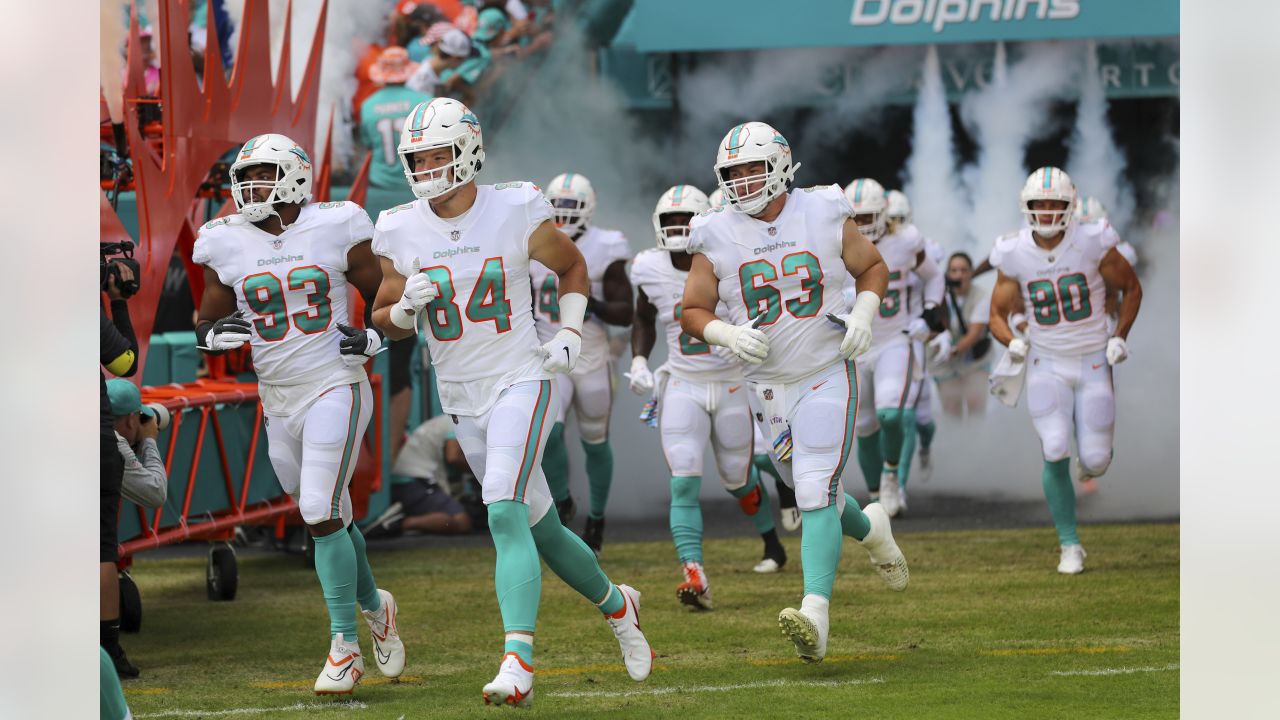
[514,380,552,501]
[827,361,858,505]
[330,383,362,519]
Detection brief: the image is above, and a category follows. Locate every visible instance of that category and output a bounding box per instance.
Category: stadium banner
[612,0,1178,53]
[601,39,1179,109]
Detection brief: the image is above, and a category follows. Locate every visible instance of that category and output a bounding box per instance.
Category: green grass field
[120,523,1178,719]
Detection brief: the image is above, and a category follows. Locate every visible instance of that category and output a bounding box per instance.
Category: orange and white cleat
[362,589,405,678]
[605,584,654,681]
[314,633,364,695]
[482,652,534,708]
[676,562,714,610]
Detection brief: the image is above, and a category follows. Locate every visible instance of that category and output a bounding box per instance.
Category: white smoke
[902,45,968,251]
[1065,41,1135,234]
[960,41,1081,255]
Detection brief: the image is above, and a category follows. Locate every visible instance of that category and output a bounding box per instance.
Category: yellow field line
[124,688,170,695]
[981,645,1132,657]
[749,654,900,667]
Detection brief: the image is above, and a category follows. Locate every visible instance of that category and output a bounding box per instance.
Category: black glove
[337,323,383,366]
[203,310,253,351]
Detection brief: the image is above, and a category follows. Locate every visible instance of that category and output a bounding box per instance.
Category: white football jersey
[372,182,553,415]
[989,220,1120,355]
[529,225,630,373]
[192,201,372,393]
[865,224,925,350]
[689,184,853,384]
[907,233,945,317]
[629,248,740,382]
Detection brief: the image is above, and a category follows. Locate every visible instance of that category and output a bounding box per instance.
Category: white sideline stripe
[1050,663,1179,677]
[546,677,885,699]
[134,701,367,718]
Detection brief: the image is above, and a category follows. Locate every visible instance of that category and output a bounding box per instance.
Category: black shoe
[556,496,577,525]
[108,646,139,679]
[774,478,797,510]
[362,502,405,540]
[761,540,788,571]
[580,516,605,556]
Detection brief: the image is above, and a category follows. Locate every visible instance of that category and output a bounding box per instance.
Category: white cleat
[604,584,654,681]
[482,652,534,708]
[314,633,364,695]
[879,468,901,517]
[858,503,910,591]
[780,507,802,532]
[362,589,405,678]
[898,484,909,515]
[753,557,782,574]
[778,597,829,663]
[1058,544,1087,575]
[917,446,932,482]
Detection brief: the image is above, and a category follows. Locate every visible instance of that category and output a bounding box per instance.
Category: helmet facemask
[655,212,695,252]
[717,158,786,216]
[401,140,470,200]
[853,210,887,242]
[1022,199,1074,238]
[551,197,591,236]
[230,161,308,226]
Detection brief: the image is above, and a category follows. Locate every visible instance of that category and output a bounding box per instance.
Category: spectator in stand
[406,29,474,98]
[107,379,169,511]
[364,415,475,538]
[930,252,994,418]
[402,5,449,62]
[361,47,434,194]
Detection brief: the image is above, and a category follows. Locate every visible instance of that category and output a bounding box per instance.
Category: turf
[119,523,1178,719]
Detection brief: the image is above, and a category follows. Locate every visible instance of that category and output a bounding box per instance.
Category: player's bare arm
[678,253,722,342]
[1099,248,1142,340]
[528,220,589,309]
[594,260,635,326]
[345,240,384,303]
[632,287,657,358]
[841,217,889,296]
[195,266,246,355]
[988,270,1021,346]
[372,257,413,340]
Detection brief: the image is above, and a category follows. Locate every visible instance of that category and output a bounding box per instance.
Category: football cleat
[604,584,654,681]
[555,496,577,525]
[314,633,364,695]
[778,602,829,663]
[754,542,787,574]
[917,446,932,482]
[1058,544,1087,575]
[898,483,909,516]
[878,467,901,517]
[780,506,802,532]
[858,503,910,591]
[362,589,405,678]
[676,562,714,610]
[482,652,534,708]
[581,516,605,556]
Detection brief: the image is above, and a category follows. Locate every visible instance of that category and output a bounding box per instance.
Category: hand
[1007,337,1029,363]
[1106,336,1129,366]
[137,415,159,441]
[626,356,654,395]
[399,271,439,314]
[928,329,953,363]
[105,262,136,301]
[704,318,769,365]
[540,328,582,373]
[337,323,382,367]
[829,312,872,360]
[205,310,253,351]
[907,317,930,341]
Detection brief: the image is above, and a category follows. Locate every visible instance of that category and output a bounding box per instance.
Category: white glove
[1106,336,1129,366]
[337,323,383,367]
[1007,337,1029,363]
[928,329,953,363]
[389,260,440,329]
[204,310,253,351]
[833,291,880,360]
[540,329,582,373]
[626,355,654,395]
[703,318,769,364]
[907,317,930,341]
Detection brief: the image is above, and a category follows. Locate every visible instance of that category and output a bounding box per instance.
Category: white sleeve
[521,184,555,255]
[968,287,992,325]
[371,224,409,278]
[915,250,945,308]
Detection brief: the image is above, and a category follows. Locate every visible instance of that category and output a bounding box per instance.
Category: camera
[140,403,172,431]
[101,241,141,299]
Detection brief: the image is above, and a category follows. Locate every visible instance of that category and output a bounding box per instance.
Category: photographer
[100,243,141,678]
[364,415,475,538]
[930,252,994,418]
[106,379,169,509]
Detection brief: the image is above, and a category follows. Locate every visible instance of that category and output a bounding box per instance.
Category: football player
[681,122,910,664]
[531,172,634,554]
[988,168,1142,574]
[844,180,946,518]
[629,184,788,610]
[194,134,405,695]
[369,99,651,707]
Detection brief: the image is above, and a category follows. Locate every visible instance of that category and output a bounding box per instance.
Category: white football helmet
[886,189,912,225]
[1074,195,1107,223]
[845,178,888,241]
[398,98,485,200]
[652,184,710,252]
[545,173,596,236]
[707,188,728,208]
[1020,166,1077,237]
[229,133,314,223]
[714,122,799,216]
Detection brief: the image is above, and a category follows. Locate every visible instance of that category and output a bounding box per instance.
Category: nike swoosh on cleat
[326,661,355,681]
[377,646,391,665]
[563,347,570,365]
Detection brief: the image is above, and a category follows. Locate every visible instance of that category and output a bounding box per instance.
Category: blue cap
[105,379,154,419]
